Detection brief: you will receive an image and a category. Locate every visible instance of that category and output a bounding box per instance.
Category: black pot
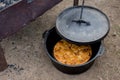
[43,27,105,74]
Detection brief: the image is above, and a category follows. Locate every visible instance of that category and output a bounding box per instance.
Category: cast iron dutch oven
[43,6,110,74]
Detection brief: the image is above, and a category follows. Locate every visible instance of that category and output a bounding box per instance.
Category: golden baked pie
[53,39,92,65]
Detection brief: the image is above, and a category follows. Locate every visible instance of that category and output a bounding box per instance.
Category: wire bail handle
[72,0,90,26]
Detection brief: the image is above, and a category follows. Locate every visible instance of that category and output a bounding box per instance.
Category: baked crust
[53,39,92,65]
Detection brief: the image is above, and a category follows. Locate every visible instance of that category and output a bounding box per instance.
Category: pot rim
[43,28,103,67]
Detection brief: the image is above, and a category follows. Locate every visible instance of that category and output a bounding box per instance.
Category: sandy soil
[0,0,120,80]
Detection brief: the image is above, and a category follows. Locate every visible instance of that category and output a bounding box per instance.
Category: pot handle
[97,41,105,57]
[42,30,49,39]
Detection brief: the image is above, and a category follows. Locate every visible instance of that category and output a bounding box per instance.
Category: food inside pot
[53,39,92,65]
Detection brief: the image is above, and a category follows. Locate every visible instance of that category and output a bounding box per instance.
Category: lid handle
[73,0,79,6]
[72,19,90,26]
[80,0,85,20]
[72,0,90,26]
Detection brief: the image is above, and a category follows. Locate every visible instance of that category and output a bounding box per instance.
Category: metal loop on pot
[97,41,105,57]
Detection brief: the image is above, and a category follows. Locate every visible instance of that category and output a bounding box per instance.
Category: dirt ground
[0,0,120,80]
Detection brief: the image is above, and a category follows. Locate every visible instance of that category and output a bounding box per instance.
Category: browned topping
[53,39,92,65]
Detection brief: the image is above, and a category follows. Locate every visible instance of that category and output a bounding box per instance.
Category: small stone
[8,64,15,68]
[112,34,116,37]
[112,32,117,37]
[13,67,17,71]
[11,41,15,45]
[12,46,17,50]
[18,68,24,72]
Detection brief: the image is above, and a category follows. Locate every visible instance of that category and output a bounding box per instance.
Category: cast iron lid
[56,6,110,44]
